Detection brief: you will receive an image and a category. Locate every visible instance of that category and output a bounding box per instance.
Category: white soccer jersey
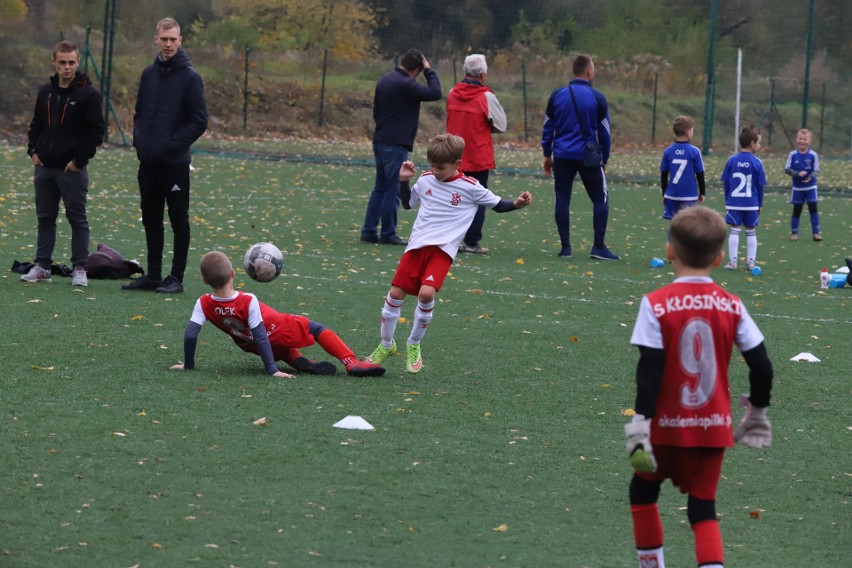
[406,171,502,259]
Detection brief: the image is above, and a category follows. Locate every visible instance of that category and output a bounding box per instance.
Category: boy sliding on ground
[366,134,532,373]
[624,205,774,568]
[171,251,384,378]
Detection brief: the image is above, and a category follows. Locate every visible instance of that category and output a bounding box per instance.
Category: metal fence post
[243,46,250,129]
[702,0,718,155]
[651,70,658,144]
[319,49,328,127]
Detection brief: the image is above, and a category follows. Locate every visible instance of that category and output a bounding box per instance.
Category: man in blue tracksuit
[361,49,442,246]
[541,54,618,260]
[123,17,208,294]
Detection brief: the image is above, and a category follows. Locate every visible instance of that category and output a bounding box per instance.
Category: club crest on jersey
[451,192,461,206]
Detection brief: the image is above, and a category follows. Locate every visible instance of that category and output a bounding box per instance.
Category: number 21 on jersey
[730,172,753,198]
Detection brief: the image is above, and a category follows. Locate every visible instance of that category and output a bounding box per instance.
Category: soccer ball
[243,242,284,283]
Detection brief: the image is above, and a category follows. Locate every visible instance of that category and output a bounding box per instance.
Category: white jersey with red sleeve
[405,171,501,259]
[630,276,764,448]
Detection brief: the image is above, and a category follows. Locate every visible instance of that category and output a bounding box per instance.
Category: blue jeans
[553,158,609,249]
[362,142,408,240]
[33,166,90,269]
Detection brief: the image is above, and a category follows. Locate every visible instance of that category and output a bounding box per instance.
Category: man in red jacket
[446,54,507,255]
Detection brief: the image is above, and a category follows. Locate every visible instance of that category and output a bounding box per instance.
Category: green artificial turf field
[1,142,849,567]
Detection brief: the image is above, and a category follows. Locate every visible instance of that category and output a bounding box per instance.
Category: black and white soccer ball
[243,242,284,283]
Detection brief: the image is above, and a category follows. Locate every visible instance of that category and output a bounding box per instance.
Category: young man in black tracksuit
[123,17,208,294]
[23,40,104,287]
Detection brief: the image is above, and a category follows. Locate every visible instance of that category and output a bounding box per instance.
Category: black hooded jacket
[133,48,208,165]
[27,71,104,169]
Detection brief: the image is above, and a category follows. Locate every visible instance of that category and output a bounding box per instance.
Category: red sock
[692,519,724,566]
[631,503,664,549]
[282,348,303,365]
[317,329,355,363]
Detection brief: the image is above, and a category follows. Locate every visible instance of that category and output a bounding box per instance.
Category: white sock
[380,294,404,347]
[746,229,757,262]
[728,228,740,264]
[408,300,435,344]
[637,547,665,568]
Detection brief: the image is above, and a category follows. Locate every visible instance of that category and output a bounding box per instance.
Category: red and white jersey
[192,291,314,356]
[630,277,764,447]
[406,171,501,259]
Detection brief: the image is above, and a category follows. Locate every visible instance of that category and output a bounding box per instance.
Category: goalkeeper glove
[734,397,772,448]
[624,415,657,472]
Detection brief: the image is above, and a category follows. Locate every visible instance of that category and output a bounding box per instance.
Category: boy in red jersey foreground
[171,251,384,378]
[624,206,774,568]
[366,134,532,373]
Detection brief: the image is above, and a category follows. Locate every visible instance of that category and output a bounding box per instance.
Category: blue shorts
[663,198,699,220]
[726,209,759,227]
[790,188,818,205]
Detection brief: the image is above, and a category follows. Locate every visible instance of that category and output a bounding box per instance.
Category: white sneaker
[746,258,756,271]
[20,265,52,283]
[724,260,738,270]
[72,266,88,287]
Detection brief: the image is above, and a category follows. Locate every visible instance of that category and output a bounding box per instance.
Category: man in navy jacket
[123,17,208,294]
[22,40,104,287]
[542,54,618,261]
[361,49,441,246]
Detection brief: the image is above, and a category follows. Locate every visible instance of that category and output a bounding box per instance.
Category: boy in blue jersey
[720,125,765,271]
[785,128,821,241]
[660,115,705,224]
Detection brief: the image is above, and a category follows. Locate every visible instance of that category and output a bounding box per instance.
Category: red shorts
[237,313,316,359]
[391,246,453,296]
[635,446,725,500]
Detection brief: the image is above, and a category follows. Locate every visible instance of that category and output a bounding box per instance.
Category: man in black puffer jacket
[23,40,105,287]
[123,17,208,295]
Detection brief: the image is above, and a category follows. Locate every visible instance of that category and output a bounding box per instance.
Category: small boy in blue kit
[785,128,821,241]
[720,125,765,271]
[660,115,705,230]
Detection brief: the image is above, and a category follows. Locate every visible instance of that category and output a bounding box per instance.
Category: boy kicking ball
[624,205,774,568]
[171,250,384,378]
[366,134,532,373]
